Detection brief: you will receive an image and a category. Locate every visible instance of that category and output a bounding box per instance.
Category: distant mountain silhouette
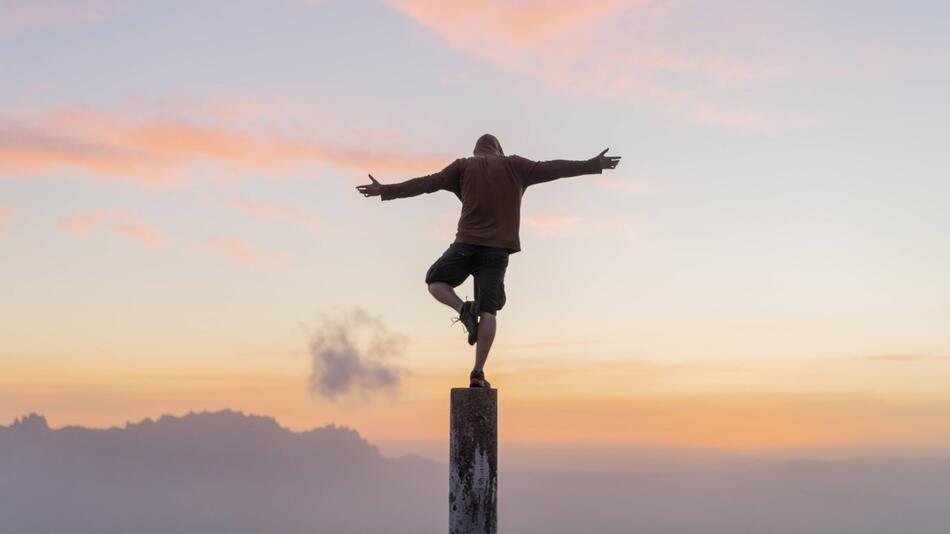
[3,410,949,534]
[0,410,444,534]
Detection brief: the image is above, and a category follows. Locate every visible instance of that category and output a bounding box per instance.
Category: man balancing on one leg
[357,134,620,388]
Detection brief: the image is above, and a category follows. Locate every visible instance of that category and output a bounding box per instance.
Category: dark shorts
[425,242,510,315]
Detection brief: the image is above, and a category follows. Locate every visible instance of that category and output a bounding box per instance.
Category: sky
[2,0,949,457]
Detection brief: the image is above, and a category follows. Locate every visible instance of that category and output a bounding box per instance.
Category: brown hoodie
[379,134,601,252]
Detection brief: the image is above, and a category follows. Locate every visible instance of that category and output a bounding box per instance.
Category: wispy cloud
[60,209,163,247]
[0,0,124,35]
[388,0,637,52]
[113,222,163,247]
[0,107,452,185]
[388,0,816,129]
[206,236,286,265]
[60,209,119,233]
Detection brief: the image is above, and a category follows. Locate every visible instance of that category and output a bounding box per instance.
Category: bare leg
[473,312,496,372]
[428,282,463,313]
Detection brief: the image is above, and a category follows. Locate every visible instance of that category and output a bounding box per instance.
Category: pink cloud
[60,209,122,233]
[0,1,124,35]
[112,222,163,247]
[60,209,163,247]
[388,0,636,53]
[207,236,286,265]
[387,0,816,129]
[0,107,452,185]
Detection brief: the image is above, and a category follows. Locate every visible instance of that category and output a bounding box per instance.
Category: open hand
[356,174,382,197]
[596,148,621,171]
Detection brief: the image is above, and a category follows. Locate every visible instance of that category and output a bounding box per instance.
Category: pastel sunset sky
[2,0,948,456]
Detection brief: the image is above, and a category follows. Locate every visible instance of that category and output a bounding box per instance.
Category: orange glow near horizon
[3,356,949,452]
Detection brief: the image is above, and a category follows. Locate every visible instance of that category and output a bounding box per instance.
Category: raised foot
[456,300,479,346]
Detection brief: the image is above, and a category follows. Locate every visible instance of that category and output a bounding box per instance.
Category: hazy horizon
[9,408,950,467]
[4,408,948,534]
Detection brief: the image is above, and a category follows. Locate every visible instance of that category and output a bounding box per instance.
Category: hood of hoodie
[473,134,504,157]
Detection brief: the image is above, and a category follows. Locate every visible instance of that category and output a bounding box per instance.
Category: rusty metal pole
[449,387,497,534]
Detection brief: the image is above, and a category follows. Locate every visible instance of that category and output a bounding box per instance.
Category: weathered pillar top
[450,388,498,427]
[450,387,497,397]
[450,387,498,534]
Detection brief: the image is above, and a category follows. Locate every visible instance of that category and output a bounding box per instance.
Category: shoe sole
[465,301,479,346]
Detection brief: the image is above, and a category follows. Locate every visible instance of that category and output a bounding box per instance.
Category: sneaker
[469,369,491,388]
[454,300,479,346]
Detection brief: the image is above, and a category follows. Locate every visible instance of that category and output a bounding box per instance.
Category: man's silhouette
[357,134,620,387]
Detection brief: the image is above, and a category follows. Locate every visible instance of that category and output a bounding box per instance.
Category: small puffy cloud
[307,309,407,400]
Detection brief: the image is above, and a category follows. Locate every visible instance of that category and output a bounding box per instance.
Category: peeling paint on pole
[449,387,497,534]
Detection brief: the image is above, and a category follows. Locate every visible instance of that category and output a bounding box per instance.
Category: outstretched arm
[516,148,621,187]
[356,159,463,201]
